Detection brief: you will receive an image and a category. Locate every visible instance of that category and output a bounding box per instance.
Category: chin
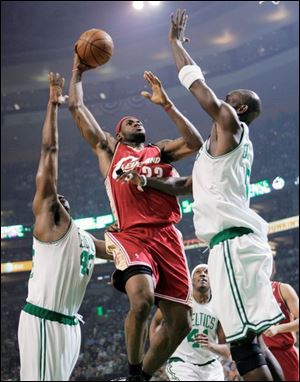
[131,133,146,144]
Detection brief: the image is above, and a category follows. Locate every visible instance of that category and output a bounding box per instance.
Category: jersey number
[187,328,209,348]
[187,329,200,348]
[80,250,94,276]
[141,166,163,178]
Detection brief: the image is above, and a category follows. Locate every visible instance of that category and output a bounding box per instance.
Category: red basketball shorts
[270,346,299,381]
[105,224,192,307]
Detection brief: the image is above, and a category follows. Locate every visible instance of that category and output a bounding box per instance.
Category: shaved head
[226,89,262,125]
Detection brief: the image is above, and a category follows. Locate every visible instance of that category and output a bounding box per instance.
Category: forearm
[170,40,197,71]
[42,102,58,150]
[93,239,113,261]
[69,70,106,147]
[170,41,222,121]
[165,105,203,149]
[277,318,299,334]
[146,176,192,196]
[69,70,84,108]
[208,343,231,359]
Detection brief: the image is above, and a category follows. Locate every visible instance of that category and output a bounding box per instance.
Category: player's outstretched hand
[141,71,172,108]
[48,72,69,106]
[169,9,190,44]
[72,49,93,73]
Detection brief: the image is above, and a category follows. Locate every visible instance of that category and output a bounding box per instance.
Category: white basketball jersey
[171,297,219,364]
[27,220,95,316]
[192,123,268,244]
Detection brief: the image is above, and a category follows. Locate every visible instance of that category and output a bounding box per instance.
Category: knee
[230,337,267,376]
[129,292,154,322]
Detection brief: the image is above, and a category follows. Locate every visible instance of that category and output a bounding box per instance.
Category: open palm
[141,71,169,106]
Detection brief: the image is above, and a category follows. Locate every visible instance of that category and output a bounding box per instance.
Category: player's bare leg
[142,300,192,376]
[258,335,285,381]
[124,274,154,371]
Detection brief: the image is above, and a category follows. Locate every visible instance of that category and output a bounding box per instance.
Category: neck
[193,289,211,304]
[122,140,144,149]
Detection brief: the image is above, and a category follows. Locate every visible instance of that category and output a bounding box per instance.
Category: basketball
[75,28,114,68]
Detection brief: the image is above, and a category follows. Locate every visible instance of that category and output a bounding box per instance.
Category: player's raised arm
[142,71,203,161]
[169,9,240,134]
[68,52,116,177]
[32,73,70,236]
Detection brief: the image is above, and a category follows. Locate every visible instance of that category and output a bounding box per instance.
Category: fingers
[180,9,186,26]
[174,9,187,28]
[115,172,128,182]
[176,8,180,26]
[116,171,135,183]
[141,91,152,100]
[170,13,175,27]
[48,72,64,87]
[144,71,161,87]
[183,13,188,30]
[58,76,65,88]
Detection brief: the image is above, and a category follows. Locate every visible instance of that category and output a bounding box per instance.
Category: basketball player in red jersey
[69,52,204,381]
[263,263,299,381]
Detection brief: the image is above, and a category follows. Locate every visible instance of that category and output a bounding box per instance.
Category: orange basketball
[75,28,114,68]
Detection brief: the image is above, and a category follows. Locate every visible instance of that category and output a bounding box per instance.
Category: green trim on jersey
[168,357,185,363]
[209,226,253,249]
[42,319,46,381]
[222,240,285,342]
[23,302,79,325]
[167,357,216,367]
[39,320,43,380]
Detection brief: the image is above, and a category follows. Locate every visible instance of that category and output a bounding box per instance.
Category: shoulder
[279,283,298,300]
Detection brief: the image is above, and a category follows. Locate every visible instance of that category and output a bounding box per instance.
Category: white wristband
[140,175,147,187]
[178,65,205,90]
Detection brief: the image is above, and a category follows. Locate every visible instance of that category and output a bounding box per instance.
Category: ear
[116,133,123,141]
[236,104,248,115]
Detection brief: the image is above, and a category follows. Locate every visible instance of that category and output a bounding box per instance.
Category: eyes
[126,120,141,126]
[195,269,208,276]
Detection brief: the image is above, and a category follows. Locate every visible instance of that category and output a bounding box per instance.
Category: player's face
[121,118,146,143]
[225,91,242,110]
[193,266,210,292]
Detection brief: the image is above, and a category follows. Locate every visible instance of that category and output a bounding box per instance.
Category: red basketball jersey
[105,143,181,230]
[263,281,295,349]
